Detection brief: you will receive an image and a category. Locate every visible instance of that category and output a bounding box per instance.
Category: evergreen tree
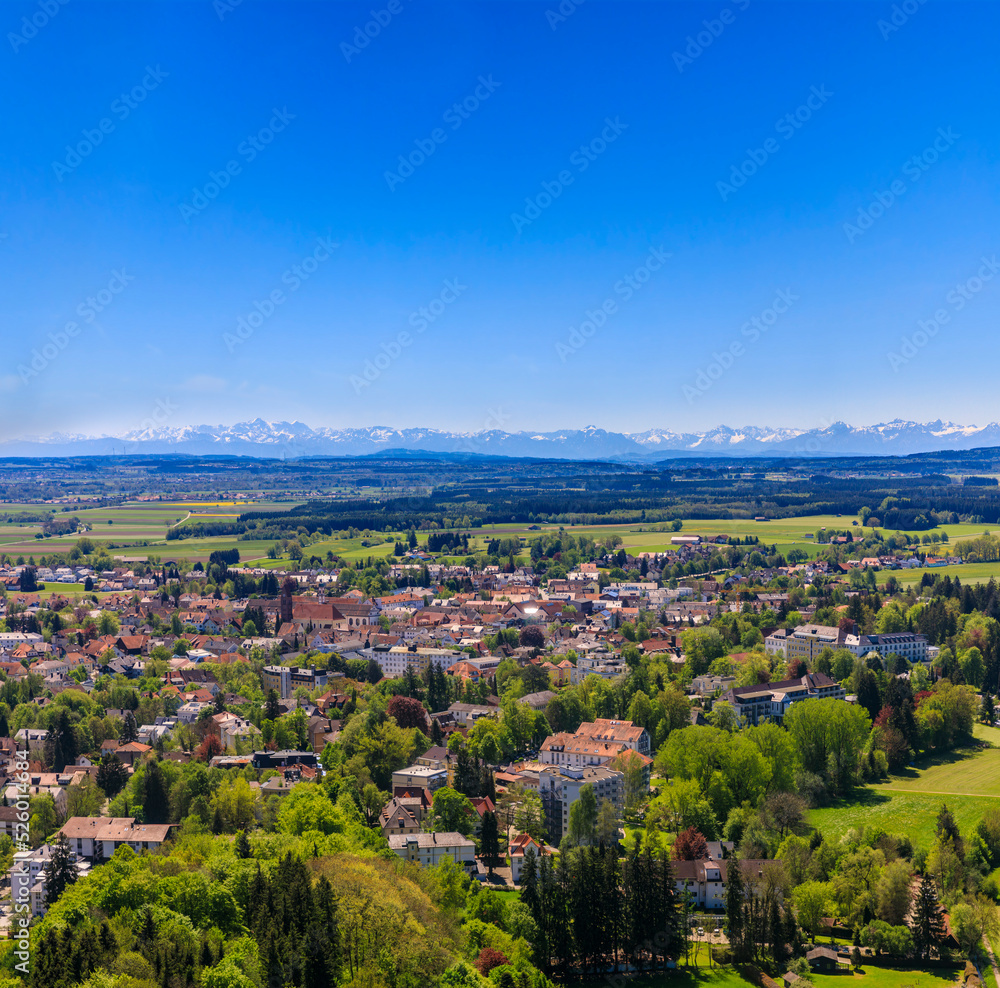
[43,834,77,907]
[235,828,252,859]
[119,709,139,744]
[45,709,77,772]
[481,810,502,876]
[911,875,946,961]
[726,857,746,962]
[142,758,170,825]
[96,752,129,798]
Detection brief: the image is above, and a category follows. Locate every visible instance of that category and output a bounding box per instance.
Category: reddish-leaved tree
[475,948,510,975]
[672,826,709,861]
[387,695,429,731]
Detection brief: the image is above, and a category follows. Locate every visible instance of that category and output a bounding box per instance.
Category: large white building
[387,832,476,873]
[538,764,624,840]
[374,645,455,679]
[849,632,928,665]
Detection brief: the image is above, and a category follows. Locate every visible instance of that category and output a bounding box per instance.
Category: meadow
[3,499,1000,579]
[0,500,294,564]
[807,724,1000,852]
[594,964,960,988]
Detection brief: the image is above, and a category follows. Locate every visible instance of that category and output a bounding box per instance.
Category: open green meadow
[807,724,1000,852]
[588,966,959,988]
[0,500,296,564]
[3,501,1000,578]
[811,969,960,988]
[896,560,1000,587]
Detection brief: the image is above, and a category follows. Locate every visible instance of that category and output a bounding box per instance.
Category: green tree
[792,881,830,942]
[43,834,77,907]
[910,875,947,961]
[44,708,77,772]
[784,698,871,794]
[96,753,129,798]
[430,787,478,834]
[481,810,502,876]
[565,783,597,847]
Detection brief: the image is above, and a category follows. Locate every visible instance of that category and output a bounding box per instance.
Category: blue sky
[2,0,999,440]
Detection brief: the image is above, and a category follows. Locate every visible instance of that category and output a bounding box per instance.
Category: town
[1,461,998,988]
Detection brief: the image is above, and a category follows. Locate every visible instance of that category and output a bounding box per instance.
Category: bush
[475,947,510,975]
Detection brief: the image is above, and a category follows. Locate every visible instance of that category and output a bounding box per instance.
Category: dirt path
[982,933,1000,988]
[881,787,1000,798]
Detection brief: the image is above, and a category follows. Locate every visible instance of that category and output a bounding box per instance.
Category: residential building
[692,673,736,695]
[509,832,557,883]
[391,765,447,792]
[782,624,847,663]
[58,816,176,860]
[11,845,91,917]
[538,764,624,840]
[378,645,455,679]
[570,652,628,683]
[387,832,476,873]
[262,664,329,699]
[446,702,495,727]
[671,856,774,910]
[539,719,651,769]
[722,672,846,726]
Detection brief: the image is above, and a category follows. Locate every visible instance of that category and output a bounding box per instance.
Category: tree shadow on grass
[885,739,989,782]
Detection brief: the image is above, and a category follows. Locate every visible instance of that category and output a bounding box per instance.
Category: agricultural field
[4,499,1000,578]
[0,500,297,564]
[807,724,1000,852]
[895,560,1000,587]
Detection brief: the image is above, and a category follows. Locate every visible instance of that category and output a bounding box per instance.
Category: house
[672,857,775,910]
[692,674,736,695]
[14,728,48,755]
[805,947,847,972]
[379,795,424,837]
[58,816,177,860]
[115,741,153,766]
[387,832,477,873]
[391,765,447,792]
[509,832,557,882]
[415,745,449,771]
[519,689,557,711]
[447,702,495,727]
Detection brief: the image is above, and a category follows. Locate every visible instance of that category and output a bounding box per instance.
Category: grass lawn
[808,724,1000,850]
[895,559,1000,587]
[614,972,751,988]
[811,968,960,987]
[578,963,960,988]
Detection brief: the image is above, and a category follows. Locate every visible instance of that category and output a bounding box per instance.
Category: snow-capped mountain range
[4,419,1000,459]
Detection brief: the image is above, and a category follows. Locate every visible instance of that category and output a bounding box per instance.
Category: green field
[0,500,294,564]
[812,969,960,988]
[896,560,1000,587]
[807,724,1000,851]
[588,965,959,988]
[3,503,999,579]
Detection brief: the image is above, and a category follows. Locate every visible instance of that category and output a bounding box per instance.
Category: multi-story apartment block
[722,672,846,726]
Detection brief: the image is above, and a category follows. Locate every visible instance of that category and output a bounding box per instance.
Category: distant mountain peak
[3,419,999,459]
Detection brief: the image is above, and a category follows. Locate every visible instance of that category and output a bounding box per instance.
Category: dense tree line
[519,840,686,976]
